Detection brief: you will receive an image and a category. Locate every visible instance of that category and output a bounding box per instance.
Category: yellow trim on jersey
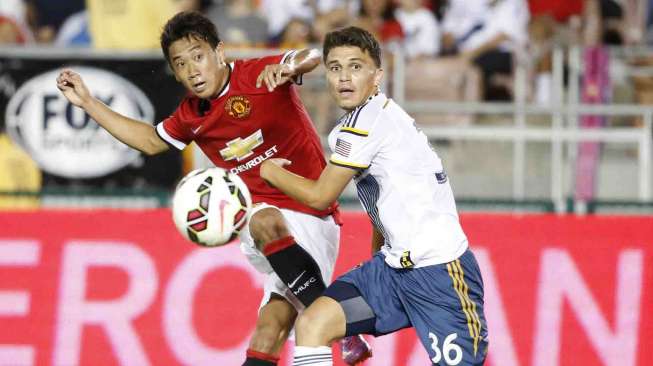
[339,127,369,137]
[383,99,391,109]
[329,157,369,169]
[447,260,483,356]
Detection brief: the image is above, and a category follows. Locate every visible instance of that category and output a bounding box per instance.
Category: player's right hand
[56,69,92,108]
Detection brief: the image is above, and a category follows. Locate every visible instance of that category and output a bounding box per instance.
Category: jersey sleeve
[329,103,384,170]
[155,108,192,150]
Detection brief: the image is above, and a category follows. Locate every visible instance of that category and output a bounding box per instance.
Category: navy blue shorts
[324,249,488,365]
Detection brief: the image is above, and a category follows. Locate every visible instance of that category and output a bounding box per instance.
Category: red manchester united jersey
[156,53,337,218]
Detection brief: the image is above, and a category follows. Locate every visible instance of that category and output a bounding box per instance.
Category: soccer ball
[172,168,252,247]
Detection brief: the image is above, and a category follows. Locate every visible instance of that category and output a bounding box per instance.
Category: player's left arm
[256,48,321,91]
[260,158,357,211]
[371,225,384,254]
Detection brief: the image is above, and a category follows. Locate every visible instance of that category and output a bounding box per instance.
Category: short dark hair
[323,26,381,67]
[160,11,220,63]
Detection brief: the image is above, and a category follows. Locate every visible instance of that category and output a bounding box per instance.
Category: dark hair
[160,11,220,63]
[323,26,381,67]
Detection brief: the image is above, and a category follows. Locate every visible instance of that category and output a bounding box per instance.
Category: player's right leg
[401,249,489,365]
[244,294,297,366]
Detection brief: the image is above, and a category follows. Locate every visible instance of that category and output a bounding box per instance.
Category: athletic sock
[293,346,333,366]
[242,349,278,366]
[263,236,326,306]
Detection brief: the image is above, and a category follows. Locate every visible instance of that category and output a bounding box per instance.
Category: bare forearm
[260,160,355,210]
[82,97,168,155]
[288,48,321,76]
[262,164,325,209]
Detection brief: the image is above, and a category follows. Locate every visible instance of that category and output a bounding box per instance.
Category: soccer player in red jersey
[56,11,371,366]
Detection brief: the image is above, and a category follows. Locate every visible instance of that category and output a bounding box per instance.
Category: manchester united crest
[225,96,251,119]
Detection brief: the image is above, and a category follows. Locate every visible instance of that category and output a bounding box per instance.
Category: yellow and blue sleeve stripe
[339,126,369,137]
[329,156,370,170]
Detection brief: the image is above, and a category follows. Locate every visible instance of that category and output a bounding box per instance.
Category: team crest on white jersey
[220,129,264,161]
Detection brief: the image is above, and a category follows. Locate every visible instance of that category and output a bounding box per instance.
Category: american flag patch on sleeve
[335,138,352,157]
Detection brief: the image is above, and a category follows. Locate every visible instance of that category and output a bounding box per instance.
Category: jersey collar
[214,61,234,99]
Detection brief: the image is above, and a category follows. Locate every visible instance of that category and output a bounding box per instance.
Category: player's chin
[190,89,210,99]
[337,99,358,111]
[187,85,212,99]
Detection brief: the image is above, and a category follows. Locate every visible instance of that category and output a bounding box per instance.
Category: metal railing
[392,47,653,213]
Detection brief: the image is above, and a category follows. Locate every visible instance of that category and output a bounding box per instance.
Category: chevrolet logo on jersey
[400,251,415,268]
[220,129,264,162]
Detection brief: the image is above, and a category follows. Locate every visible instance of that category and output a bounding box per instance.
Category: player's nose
[187,64,200,79]
[338,69,351,81]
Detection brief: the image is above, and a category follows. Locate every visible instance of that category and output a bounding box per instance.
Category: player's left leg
[401,249,489,365]
[244,294,297,366]
[242,205,370,364]
[292,253,411,366]
[292,296,347,366]
[252,207,372,365]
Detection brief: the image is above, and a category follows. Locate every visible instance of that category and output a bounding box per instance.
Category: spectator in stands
[312,0,360,42]
[204,0,268,48]
[85,0,195,49]
[54,10,90,46]
[260,0,314,42]
[395,0,479,128]
[351,0,403,44]
[0,0,32,44]
[624,1,653,119]
[260,0,358,43]
[278,18,313,49]
[26,0,84,43]
[394,0,440,59]
[440,0,487,54]
[528,0,607,104]
[443,0,530,100]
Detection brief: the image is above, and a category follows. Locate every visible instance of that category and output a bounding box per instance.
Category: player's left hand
[256,63,295,92]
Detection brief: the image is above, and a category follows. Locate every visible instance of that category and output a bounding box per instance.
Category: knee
[295,306,340,346]
[295,311,318,338]
[249,318,292,354]
[249,208,290,249]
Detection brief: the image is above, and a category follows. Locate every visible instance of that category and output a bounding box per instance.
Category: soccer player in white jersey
[260,26,488,365]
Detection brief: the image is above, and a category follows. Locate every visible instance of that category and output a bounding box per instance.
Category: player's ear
[373,68,384,89]
[214,42,226,64]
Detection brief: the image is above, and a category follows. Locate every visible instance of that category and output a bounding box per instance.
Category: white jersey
[327,92,468,268]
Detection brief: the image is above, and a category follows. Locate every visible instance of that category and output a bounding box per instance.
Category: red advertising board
[1,210,652,365]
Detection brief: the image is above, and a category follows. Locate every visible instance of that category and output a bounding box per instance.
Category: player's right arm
[56,69,169,155]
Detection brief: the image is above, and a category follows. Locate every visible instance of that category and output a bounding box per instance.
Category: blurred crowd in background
[2,0,652,103]
[1,0,653,207]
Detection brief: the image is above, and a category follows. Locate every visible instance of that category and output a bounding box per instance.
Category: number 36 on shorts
[429,332,463,365]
